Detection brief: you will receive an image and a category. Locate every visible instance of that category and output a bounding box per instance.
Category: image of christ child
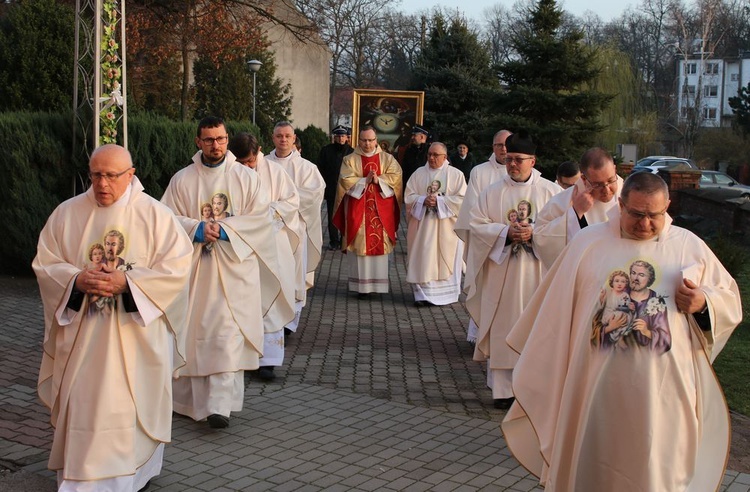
[507,209,519,224]
[201,202,213,222]
[600,270,635,349]
[87,243,105,268]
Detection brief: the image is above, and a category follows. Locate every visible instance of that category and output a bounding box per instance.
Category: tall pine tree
[493,0,611,172]
[411,14,499,151]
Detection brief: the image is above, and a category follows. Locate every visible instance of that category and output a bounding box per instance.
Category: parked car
[633,156,698,174]
[699,171,750,198]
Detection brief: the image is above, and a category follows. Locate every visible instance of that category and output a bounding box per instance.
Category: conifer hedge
[0,111,274,274]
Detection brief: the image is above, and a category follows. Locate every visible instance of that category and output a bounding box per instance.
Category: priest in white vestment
[535,148,622,270]
[454,130,512,342]
[229,133,298,381]
[33,145,193,491]
[503,172,742,492]
[333,126,402,296]
[265,121,325,333]
[405,142,467,306]
[464,131,561,409]
[161,117,282,429]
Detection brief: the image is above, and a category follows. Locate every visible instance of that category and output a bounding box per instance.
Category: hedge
[0,111,292,274]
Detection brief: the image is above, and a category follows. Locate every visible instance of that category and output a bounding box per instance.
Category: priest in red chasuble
[333,126,402,296]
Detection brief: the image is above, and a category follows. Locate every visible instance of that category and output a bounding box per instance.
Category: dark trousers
[325,196,339,244]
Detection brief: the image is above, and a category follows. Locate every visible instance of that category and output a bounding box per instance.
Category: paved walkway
[1,221,749,491]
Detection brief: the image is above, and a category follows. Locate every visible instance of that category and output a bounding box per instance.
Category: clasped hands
[203,219,221,243]
[509,222,532,243]
[75,263,127,298]
[365,170,379,186]
[424,193,438,208]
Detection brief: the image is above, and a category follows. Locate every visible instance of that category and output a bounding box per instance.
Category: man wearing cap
[333,126,402,297]
[463,131,561,409]
[534,148,622,270]
[401,125,430,186]
[317,125,354,250]
[449,141,477,183]
[455,129,522,343]
[404,142,467,306]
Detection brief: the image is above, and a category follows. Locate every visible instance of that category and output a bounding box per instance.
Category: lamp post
[247,59,263,125]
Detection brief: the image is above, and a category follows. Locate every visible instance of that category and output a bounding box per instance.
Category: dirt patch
[730,411,750,474]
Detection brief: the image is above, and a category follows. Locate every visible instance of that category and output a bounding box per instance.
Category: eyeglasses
[492,143,506,148]
[200,135,228,145]
[427,152,446,157]
[584,174,618,190]
[503,156,534,166]
[88,168,131,182]
[620,202,668,221]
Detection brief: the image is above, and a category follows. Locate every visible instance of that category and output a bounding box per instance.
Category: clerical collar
[274,150,294,159]
[362,149,377,157]
[202,156,225,168]
[510,174,532,184]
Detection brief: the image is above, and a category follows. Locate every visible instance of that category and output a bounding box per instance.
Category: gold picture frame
[352,89,425,156]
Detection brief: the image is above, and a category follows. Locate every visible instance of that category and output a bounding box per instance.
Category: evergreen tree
[0,0,75,112]
[729,82,750,138]
[493,0,611,173]
[411,14,499,153]
[193,46,292,139]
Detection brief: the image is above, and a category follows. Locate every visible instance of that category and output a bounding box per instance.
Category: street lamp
[247,59,263,125]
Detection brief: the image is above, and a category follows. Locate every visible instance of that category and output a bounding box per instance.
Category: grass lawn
[714,267,750,416]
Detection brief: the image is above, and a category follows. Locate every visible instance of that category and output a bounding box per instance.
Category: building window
[684,85,696,96]
[703,107,717,119]
[704,62,719,74]
[684,63,697,75]
[731,73,739,81]
[703,85,718,97]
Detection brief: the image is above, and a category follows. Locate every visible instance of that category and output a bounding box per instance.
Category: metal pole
[252,71,257,126]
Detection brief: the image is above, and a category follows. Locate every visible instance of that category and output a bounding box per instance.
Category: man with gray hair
[266,121,325,335]
[404,142,467,306]
[504,172,741,491]
[534,147,623,270]
[34,144,193,489]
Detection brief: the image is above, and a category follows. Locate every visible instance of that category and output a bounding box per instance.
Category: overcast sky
[399,0,635,23]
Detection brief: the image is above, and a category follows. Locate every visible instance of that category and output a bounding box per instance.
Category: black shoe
[138,480,151,492]
[414,300,432,307]
[284,327,292,339]
[258,366,276,381]
[493,397,515,410]
[207,414,230,428]
[357,292,370,299]
[328,241,340,250]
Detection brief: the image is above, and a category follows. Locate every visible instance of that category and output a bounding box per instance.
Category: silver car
[633,156,698,174]
[699,171,750,198]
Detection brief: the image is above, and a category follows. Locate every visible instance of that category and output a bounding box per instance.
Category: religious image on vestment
[86,229,133,313]
[202,192,233,254]
[509,198,533,255]
[426,179,443,213]
[591,259,671,354]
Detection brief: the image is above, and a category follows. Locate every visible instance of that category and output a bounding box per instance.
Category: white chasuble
[534,175,622,270]
[33,177,193,482]
[254,153,299,332]
[503,209,742,492]
[161,152,281,378]
[454,154,507,246]
[464,173,561,368]
[405,162,467,286]
[266,149,325,289]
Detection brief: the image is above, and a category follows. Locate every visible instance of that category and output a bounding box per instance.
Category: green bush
[295,125,329,163]
[0,112,272,274]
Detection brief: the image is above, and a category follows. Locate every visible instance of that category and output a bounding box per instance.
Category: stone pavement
[1,222,749,491]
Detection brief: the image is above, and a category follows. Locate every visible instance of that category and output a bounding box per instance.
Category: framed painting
[351,89,424,155]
